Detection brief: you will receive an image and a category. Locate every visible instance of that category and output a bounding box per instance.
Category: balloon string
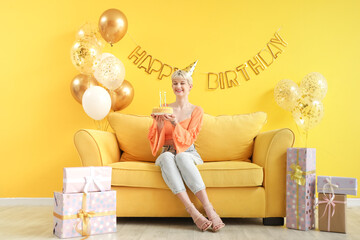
[127,32,139,46]
[294,123,305,147]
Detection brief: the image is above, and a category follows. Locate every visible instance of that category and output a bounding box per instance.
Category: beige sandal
[186,203,212,231]
[204,204,225,232]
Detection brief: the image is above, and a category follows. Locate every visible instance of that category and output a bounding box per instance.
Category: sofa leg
[263,217,284,226]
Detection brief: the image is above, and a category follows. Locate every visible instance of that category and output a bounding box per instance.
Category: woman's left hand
[163,114,178,126]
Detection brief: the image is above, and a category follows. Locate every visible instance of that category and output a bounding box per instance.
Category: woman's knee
[155,152,175,166]
[175,153,194,168]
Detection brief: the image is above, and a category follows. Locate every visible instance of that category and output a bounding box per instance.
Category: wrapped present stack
[53,166,117,239]
[286,148,316,231]
[317,176,358,233]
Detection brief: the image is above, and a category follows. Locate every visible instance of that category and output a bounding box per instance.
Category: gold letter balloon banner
[127,31,288,90]
[70,8,134,130]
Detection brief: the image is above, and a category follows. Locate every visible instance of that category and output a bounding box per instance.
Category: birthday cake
[152,106,173,115]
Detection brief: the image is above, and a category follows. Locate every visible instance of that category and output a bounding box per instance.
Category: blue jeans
[155,144,205,194]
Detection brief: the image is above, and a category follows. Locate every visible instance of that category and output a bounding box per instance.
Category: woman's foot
[203,203,225,232]
[186,203,212,231]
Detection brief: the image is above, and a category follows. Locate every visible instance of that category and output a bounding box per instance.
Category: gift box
[63,166,112,193]
[318,193,346,233]
[317,176,357,196]
[53,191,117,239]
[286,148,316,231]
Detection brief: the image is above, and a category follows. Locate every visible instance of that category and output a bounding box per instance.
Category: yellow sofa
[74,111,294,225]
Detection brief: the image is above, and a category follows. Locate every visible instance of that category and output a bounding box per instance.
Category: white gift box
[62,166,112,194]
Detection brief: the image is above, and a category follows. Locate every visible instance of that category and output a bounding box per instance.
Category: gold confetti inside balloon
[300,72,328,101]
[274,79,300,111]
[93,54,125,90]
[70,38,102,75]
[292,97,324,130]
[76,22,107,49]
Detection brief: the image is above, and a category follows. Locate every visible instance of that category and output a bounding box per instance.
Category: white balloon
[82,86,111,120]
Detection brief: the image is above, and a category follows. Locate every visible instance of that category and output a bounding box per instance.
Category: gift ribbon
[63,167,110,193]
[322,177,338,196]
[317,193,345,232]
[287,149,316,229]
[320,176,357,194]
[53,193,116,239]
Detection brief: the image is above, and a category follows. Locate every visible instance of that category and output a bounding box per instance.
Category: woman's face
[172,77,192,97]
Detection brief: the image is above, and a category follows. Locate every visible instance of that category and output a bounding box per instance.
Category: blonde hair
[171,70,193,86]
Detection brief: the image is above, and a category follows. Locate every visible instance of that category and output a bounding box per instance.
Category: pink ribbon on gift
[318,193,345,232]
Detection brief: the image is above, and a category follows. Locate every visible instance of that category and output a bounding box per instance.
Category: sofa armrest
[252,128,295,217]
[74,129,120,166]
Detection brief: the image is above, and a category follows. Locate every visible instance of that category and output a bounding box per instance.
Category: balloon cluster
[70,9,134,121]
[274,72,328,131]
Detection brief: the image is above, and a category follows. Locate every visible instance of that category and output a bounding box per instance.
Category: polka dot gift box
[286,148,316,231]
[53,191,117,238]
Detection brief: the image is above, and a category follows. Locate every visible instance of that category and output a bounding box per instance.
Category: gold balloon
[300,72,328,101]
[292,97,324,131]
[70,38,102,75]
[99,9,128,46]
[274,79,300,111]
[70,74,98,103]
[109,80,134,111]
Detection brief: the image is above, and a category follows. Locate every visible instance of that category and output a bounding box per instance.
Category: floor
[0,206,359,240]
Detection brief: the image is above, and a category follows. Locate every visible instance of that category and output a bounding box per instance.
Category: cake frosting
[152,106,173,115]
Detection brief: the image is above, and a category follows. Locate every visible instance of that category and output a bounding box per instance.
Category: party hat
[182,60,198,76]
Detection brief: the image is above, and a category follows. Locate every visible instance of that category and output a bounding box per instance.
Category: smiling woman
[147,62,225,232]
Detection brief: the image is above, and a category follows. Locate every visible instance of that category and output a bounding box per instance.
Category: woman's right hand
[151,114,165,131]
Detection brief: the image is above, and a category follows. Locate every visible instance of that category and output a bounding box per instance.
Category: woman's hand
[163,114,178,126]
[151,114,165,131]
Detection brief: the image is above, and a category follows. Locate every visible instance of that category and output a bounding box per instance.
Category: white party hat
[182,60,198,76]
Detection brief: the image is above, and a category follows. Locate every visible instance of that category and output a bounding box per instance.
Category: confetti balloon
[274,79,300,111]
[76,22,107,49]
[292,97,324,130]
[300,72,328,101]
[94,54,125,90]
[70,38,102,75]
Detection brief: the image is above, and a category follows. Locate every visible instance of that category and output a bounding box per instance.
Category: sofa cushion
[195,112,267,162]
[108,111,267,163]
[108,113,156,162]
[108,160,263,189]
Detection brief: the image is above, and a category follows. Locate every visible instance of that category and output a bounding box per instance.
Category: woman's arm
[172,107,204,153]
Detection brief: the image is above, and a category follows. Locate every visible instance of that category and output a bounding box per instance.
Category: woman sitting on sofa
[148,63,225,232]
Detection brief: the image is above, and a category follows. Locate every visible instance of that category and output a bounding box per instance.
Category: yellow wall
[1,0,359,198]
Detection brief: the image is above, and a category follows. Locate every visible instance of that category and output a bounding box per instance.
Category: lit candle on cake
[159,91,162,107]
[164,91,167,107]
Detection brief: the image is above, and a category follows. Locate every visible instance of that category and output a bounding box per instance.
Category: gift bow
[322,177,339,196]
[83,167,106,194]
[75,208,96,239]
[290,164,306,185]
[317,193,345,232]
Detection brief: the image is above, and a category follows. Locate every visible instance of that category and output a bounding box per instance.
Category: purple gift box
[286,148,316,231]
[317,176,357,196]
[53,191,117,239]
